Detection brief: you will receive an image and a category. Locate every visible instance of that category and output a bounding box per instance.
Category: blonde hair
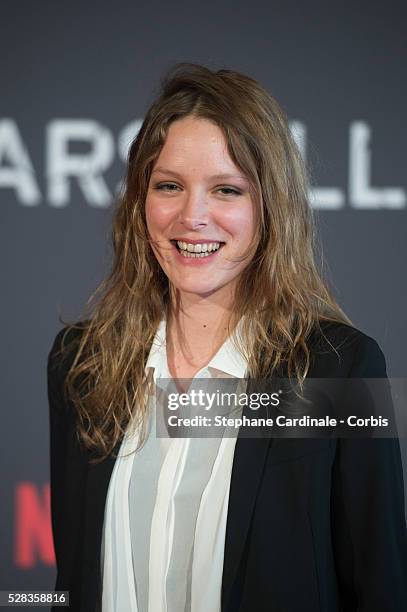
[56,62,351,462]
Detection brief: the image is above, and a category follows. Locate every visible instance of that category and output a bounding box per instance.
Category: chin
[170,276,237,298]
[175,283,220,296]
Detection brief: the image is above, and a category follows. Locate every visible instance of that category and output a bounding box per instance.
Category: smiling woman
[145,116,257,334]
[47,63,407,611]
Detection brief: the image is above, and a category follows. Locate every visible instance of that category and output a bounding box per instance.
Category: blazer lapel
[221,377,273,611]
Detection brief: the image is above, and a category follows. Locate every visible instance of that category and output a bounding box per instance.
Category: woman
[47,63,407,611]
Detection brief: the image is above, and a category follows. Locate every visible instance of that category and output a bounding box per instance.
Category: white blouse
[101,319,248,612]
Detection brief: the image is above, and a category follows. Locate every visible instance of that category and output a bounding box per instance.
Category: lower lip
[171,243,224,265]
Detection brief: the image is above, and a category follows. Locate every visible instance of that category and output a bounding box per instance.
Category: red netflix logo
[14,483,55,568]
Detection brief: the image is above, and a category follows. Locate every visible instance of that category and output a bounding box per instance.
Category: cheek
[145,197,172,236]
[217,205,256,244]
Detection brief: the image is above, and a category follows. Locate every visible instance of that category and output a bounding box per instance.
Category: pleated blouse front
[101,319,248,612]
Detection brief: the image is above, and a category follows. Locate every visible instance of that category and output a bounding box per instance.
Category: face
[145,116,257,300]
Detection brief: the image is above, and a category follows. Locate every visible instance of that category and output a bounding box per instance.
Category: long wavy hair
[57,62,351,462]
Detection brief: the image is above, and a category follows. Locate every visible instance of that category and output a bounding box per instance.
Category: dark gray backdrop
[1,0,406,602]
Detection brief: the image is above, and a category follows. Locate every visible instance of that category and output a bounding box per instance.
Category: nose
[178,189,209,230]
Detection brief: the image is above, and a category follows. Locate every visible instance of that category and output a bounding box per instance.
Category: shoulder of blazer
[306,320,387,378]
[48,322,88,371]
[47,321,90,420]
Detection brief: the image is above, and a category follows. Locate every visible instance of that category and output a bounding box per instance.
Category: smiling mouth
[171,240,225,258]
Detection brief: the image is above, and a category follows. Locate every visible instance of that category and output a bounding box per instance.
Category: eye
[217,186,242,196]
[154,182,181,192]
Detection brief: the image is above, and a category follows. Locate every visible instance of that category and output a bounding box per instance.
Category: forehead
[153,116,242,176]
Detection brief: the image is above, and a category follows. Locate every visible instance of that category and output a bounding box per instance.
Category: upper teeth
[176,241,221,253]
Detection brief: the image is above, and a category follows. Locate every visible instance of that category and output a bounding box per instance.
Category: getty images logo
[0,118,405,209]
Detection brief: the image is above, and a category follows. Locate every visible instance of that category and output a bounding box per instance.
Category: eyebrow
[151,166,249,182]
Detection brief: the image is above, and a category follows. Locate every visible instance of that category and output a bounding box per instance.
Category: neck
[166,285,238,375]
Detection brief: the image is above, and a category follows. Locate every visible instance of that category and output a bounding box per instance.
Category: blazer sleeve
[47,328,71,574]
[331,335,407,610]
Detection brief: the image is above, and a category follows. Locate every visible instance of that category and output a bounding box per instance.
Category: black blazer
[47,321,407,611]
